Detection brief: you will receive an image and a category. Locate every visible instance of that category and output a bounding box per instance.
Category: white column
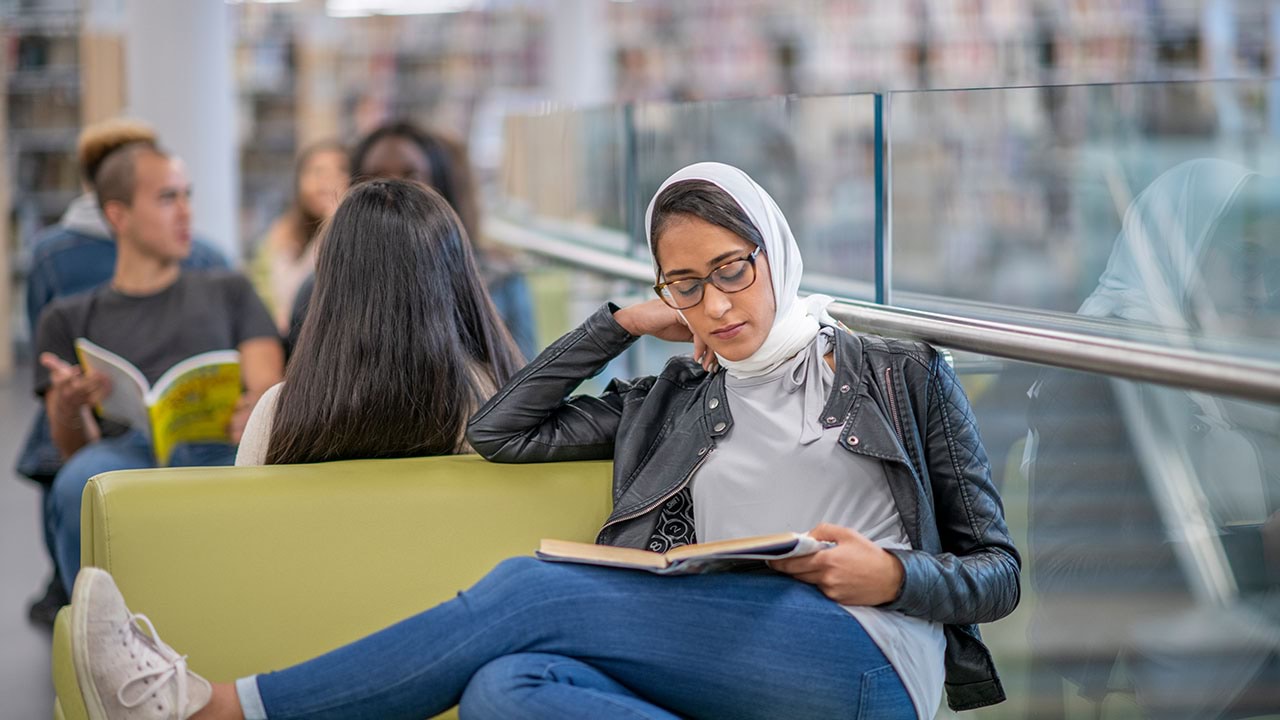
[124,0,239,262]
[549,0,613,107]
[1203,0,1243,136]
[0,25,10,379]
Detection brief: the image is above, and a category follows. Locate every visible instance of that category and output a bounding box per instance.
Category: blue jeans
[48,430,236,593]
[240,558,916,720]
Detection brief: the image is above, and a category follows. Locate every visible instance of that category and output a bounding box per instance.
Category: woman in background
[286,121,538,359]
[250,140,349,337]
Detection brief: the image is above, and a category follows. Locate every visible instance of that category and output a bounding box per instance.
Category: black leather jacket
[467,304,1022,711]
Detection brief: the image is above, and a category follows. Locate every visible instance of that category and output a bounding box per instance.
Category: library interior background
[3,1,1280,718]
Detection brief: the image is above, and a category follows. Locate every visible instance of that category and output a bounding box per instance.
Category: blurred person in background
[16,119,228,628]
[235,179,523,466]
[1025,158,1280,719]
[249,140,349,339]
[286,121,537,360]
[36,142,283,597]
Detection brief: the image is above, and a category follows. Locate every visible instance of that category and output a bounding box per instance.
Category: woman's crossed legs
[75,558,913,720]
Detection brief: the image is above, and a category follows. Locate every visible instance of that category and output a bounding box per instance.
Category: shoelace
[115,613,191,720]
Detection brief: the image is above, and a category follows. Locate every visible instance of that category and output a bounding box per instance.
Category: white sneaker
[70,568,212,720]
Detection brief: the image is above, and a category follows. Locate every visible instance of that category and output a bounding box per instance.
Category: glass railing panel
[497,87,1280,717]
[954,352,1280,719]
[498,104,632,251]
[630,94,879,299]
[888,79,1280,363]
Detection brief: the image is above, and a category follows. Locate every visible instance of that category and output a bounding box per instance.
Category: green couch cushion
[55,456,613,718]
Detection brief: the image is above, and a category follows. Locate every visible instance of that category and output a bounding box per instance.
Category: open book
[536,532,834,575]
[75,339,241,466]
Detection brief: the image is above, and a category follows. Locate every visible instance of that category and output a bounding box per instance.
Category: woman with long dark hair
[286,121,538,359]
[236,178,522,465]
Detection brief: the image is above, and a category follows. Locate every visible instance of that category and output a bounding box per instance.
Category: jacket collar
[697,328,911,470]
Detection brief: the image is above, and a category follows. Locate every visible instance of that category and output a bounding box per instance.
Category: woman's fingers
[691,335,719,372]
[808,523,862,545]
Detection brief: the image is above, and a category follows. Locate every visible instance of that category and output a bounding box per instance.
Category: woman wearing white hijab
[67,164,1018,720]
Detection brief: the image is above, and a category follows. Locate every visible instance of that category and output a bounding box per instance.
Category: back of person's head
[265,179,523,465]
[350,121,479,242]
[77,119,159,190]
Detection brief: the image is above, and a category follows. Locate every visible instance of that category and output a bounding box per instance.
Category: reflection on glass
[890,80,1280,358]
[1079,159,1280,356]
[1023,367,1280,718]
[1020,163,1280,715]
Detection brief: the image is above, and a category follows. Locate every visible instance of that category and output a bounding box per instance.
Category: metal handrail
[826,300,1280,403]
[489,216,1280,404]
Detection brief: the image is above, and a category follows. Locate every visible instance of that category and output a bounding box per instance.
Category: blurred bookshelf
[3,1,81,252]
[2,0,83,364]
[231,1,546,254]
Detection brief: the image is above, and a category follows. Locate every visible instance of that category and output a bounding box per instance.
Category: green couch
[52,455,614,720]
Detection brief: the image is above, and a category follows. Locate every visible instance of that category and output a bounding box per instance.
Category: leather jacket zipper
[884,366,905,445]
[601,446,713,532]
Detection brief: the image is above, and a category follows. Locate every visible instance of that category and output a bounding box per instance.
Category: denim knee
[49,459,94,592]
[480,556,550,589]
[49,460,91,535]
[492,555,542,575]
[458,655,537,720]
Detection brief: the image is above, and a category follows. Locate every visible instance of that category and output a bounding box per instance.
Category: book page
[664,532,802,562]
[146,353,241,466]
[75,339,151,438]
[663,533,834,575]
[536,539,669,570]
[147,350,241,402]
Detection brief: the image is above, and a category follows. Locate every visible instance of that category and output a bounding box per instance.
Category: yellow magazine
[74,339,241,466]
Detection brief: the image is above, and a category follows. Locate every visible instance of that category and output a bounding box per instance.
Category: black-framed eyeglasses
[654,247,762,310]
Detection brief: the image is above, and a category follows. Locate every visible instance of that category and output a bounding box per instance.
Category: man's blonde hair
[77,119,158,185]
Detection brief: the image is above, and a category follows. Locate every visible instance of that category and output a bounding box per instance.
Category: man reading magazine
[34,142,283,596]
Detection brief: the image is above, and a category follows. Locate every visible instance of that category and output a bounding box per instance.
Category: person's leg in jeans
[167,443,237,468]
[48,431,154,593]
[228,558,914,720]
[52,440,233,595]
[458,654,682,720]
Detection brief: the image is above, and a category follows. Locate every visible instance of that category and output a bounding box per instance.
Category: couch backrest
[79,455,613,682]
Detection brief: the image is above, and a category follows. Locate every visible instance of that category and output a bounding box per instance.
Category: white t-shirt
[235,382,282,466]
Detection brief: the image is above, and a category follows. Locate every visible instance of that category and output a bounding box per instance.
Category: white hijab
[644,162,835,379]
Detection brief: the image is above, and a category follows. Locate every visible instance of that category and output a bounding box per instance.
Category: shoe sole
[69,567,112,720]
